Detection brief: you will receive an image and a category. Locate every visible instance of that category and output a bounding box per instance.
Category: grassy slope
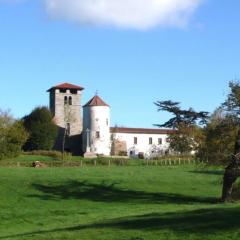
[0,164,239,240]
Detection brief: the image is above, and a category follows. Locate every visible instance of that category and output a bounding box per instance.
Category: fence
[0,157,203,168]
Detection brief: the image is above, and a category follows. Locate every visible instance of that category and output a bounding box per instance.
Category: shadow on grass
[28,180,218,204]
[190,170,224,176]
[1,207,240,239]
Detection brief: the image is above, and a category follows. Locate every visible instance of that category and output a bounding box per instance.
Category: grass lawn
[0,161,239,240]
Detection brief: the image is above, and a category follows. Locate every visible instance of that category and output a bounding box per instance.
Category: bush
[0,110,28,160]
[24,150,72,160]
[119,151,128,156]
[23,107,58,151]
[138,152,145,159]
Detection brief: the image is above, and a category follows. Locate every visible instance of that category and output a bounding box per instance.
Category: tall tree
[220,81,240,201]
[155,100,209,128]
[222,81,240,118]
[155,100,209,154]
[23,107,57,151]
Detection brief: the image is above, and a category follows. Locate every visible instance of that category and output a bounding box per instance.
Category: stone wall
[111,139,127,156]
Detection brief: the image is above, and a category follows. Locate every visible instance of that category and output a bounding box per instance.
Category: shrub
[119,151,128,156]
[23,107,58,151]
[24,150,72,160]
[0,110,28,160]
[138,152,145,159]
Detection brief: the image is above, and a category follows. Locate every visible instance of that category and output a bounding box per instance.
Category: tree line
[155,81,240,165]
[0,107,57,160]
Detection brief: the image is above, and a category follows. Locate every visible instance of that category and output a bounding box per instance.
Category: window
[106,118,109,126]
[70,89,77,94]
[166,138,171,143]
[149,137,153,145]
[66,123,70,136]
[158,138,163,145]
[96,131,100,139]
[64,96,68,105]
[134,137,138,145]
[69,96,72,105]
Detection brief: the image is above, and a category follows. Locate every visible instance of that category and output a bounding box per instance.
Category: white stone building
[110,127,173,158]
[48,83,175,157]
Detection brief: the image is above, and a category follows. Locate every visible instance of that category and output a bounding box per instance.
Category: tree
[155,100,209,154]
[168,123,204,154]
[197,108,238,164]
[23,107,57,151]
[221,130,240,202]
[197,81,240,165]
[0,109,28,160]
[220,81,240,201]
[154,100,209,128]
[222,80,240,118]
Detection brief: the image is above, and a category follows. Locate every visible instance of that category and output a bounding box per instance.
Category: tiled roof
[110,127,176,135]
[47,83,84,92]
[83,95,109,107]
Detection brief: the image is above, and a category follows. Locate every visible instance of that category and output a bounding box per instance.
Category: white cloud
[44,0,203,30]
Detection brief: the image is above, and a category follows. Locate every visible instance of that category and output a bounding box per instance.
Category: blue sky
[0,0,239,128]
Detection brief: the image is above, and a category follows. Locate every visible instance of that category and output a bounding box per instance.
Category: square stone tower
[48,83,84,135]
[47,83,84,154]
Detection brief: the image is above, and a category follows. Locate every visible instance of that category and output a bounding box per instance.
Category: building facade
[48,83,174,157]
[111,128,173,158]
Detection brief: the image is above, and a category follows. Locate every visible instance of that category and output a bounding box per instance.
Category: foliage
[196,81,240,164]
[197,109,239,164]
[168,124,204,154]
[222,81,240,118]
[23,106,58,151]
[0,109,28,160]
[154,100,209,128]
[155,100,208,154]
[24,150,72,160]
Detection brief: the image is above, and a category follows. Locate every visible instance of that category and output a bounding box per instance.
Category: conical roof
[83,95,109,107]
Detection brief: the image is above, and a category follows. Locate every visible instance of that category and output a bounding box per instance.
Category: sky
[0,0,239,128]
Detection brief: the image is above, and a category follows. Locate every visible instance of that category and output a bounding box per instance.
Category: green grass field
[0,158,239,240]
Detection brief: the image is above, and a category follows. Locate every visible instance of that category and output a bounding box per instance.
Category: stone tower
[47,83,84,153]
[82,95,110,156]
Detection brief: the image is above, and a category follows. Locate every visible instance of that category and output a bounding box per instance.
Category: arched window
[96,131,100,139]
[64,96,68,105]
[66,123,70,136]
[69,96,72,105]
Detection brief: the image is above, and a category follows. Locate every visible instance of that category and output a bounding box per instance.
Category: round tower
[83,95,110,156]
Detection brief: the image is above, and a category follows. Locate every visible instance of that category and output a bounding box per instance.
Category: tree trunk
[221,130,240,202]
[221,169,237,202]
[62,128,67,161]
